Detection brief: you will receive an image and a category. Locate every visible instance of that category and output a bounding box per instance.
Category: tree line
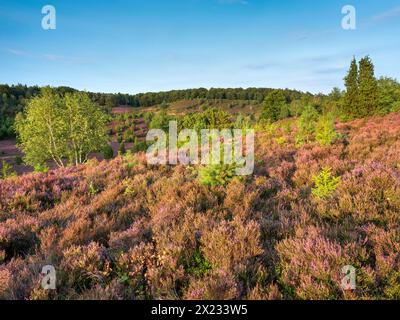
[0,84,309,138]
[260,56,400,123]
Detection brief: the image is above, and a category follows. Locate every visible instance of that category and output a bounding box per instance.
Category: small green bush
[198,164,237,187]
[312,167,341,199]
[315,114,339,146]
[1,160,16,179]
[14,156,24,165]
[185,248,212,278]
[118,142,126,155]
[296,105,319,146]
[101,144,114,160]
[34,163,49,173]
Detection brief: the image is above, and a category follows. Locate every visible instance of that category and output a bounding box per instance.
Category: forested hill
[0,84,311,139]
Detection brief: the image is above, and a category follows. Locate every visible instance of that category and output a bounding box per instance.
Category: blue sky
[0,0,400,94]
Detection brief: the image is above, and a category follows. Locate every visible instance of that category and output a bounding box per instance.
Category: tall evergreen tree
[358,56,378,117]
[343,57,359,119]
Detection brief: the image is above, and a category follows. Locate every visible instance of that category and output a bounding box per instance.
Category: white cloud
[373,6,400,21]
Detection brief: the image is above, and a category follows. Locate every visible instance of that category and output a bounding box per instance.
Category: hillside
[0,98,262,175]
[1,112,399,300]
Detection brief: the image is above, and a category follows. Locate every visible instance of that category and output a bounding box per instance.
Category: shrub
[296,105,319,145]
[184,248,212,278]
[102,144,114,160]
[312,167,341,199]
[118,142,126,155]
[14,156,23,166]
[315,114,339,146]
[198,164,237,187]
[1,161,16,180]
[34,163,49,173]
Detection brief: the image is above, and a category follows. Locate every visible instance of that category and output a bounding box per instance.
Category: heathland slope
[0,112,400,300]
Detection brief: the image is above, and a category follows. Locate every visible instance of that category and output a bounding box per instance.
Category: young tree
[15,88,68,167]
[261,90,288,122]
[1,160,16,180]
[315,114,339,146]
[343,57,359,119]
[377,77,400,114]
[64,92,109,165]
[296,105,319,145]
[15,88,109,168]
[358,56,378,117]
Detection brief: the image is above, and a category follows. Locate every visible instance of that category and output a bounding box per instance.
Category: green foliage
[14,156,23,165]
[118,142,126,155]
[15,88,109,168]
[377,77,400,115]
[342,56,379,119]
[34,163,49,173]
[358,56,379,117]
[185,248,212,278]
[198,164,237,187]
[179,107,231,132]
[149,110,170,132]
[261,90,289,122]
[1,160,16,179]
[312,167,341,199]
[0,116,14,139]
[88,181,98,196]
[343,57,359,120]
[234,113,252,130]
[295,105,319,146]
[132,138,148,153]
[143,112,154,125]
[101,144,114,160]
[123,126,136,143]
[315,114,339,146]
[275,137,287,146]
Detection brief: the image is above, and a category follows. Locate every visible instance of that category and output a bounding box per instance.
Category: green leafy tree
[358,56,378,117]
[15,88,68,167]
[261,90,288,122]
[312,167,341,199]
[343,57,359,119]
[15,88,109,167]
[377,77,400,114]
[64,92,109,165]
[315,114,339,146]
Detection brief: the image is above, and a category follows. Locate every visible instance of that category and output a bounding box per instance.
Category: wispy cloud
[6,48,87,64]
[218,0,248,5]
[244,63,275,71]
[373,6,400,21]
[7,48,32,57]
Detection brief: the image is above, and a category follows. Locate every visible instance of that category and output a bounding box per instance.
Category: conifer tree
[358,56,378,117]
[261,90,288,122]
[343,57,359,119]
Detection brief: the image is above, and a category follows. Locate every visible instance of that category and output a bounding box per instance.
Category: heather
[1,112,400,300]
